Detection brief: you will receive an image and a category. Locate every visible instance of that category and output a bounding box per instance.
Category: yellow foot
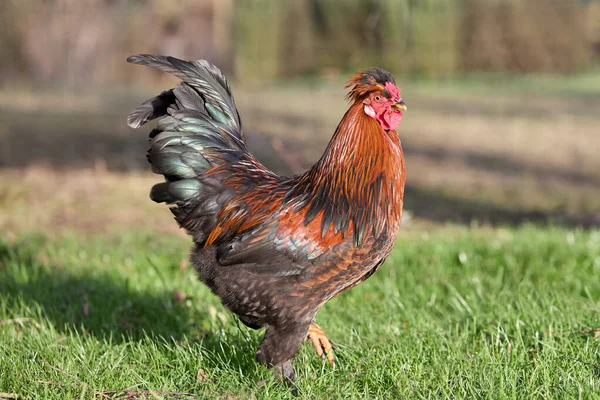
[306,323,335,365]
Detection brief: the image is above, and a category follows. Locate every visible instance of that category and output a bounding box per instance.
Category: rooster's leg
[306,323,335,365]
[274,360,298,394]
[256,323,309,393]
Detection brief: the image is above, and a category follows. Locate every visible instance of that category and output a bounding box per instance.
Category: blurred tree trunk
[280,0,316,77]
[379,0,411,75]
[460,0,590,73]
[233,0,284,85]
[410,0,460,77]
[0,1,29,85]
[213,0,235,73]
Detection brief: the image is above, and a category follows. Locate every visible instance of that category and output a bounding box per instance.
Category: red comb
[385,82,401,99]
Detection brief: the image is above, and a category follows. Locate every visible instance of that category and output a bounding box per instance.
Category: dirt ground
[1,80,599,235]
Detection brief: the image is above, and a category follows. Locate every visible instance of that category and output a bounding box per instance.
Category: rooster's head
[345,68,406,131]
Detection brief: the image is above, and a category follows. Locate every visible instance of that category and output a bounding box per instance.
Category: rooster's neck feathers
[286,102,406,245]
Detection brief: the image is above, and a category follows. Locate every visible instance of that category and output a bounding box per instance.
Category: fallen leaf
[197,368,208,382]
[37,254,50,266]
[118,319,133,330]
[180,259,189,270]
[217,312,228,326]
[172,289,185,304]
[82,298,89,316]
[208,305,217,319]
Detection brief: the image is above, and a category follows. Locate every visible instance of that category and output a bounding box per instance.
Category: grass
[1,226,599,399]
[0,70,598,398]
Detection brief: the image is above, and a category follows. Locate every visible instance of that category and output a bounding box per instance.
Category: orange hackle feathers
[204,81,405,251]
[300,101,405,245]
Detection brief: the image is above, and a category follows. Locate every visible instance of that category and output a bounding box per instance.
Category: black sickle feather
[127,54,243,139]
[127,89,176,129]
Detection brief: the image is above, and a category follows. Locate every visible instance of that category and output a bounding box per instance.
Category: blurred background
[1,0,599,236]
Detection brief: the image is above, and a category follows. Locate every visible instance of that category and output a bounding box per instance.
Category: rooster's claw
[306,323,336,365]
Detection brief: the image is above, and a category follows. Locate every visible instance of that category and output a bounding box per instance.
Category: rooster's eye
[374,95,381,102]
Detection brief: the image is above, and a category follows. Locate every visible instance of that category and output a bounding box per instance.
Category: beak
[392,99,407,111]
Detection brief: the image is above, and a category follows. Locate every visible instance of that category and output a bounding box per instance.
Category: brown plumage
[127,55,407,390]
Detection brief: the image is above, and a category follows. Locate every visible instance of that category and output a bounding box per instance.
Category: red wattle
[377,111,403,131]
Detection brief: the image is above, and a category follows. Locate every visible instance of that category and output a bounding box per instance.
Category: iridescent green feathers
[126,55,251,238]
[127,55,242,138]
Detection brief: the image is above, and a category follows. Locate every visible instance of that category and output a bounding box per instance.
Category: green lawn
[1,226,599,399]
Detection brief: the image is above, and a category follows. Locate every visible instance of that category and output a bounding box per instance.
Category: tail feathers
[147,149,210,179]
[150,179,202,204]
[151,177,219,240]
[127,54,256,238]
[154,111,242,150]
[126,54,243,141]
[127,53,252,205]
[127,89,176,129]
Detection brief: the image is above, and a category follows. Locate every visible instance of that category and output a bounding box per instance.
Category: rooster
[127,55,407,387]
